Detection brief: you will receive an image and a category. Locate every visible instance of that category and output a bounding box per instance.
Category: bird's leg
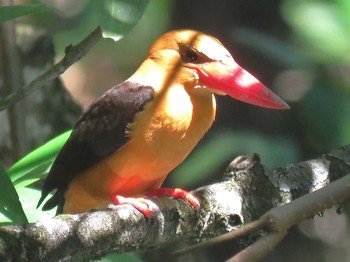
[111,195,153,217]
[111,188,200,218]
[146,188,200,208]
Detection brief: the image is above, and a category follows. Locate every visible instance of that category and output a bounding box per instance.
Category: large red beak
[193,61,290,110]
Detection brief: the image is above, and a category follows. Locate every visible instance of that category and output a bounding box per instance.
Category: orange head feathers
[138,29,289,109]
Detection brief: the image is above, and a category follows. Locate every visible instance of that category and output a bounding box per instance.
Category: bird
[38,29,289,216]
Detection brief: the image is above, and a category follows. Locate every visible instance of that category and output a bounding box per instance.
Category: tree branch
[1,145,350,261]
[177,145,350,261]
[227,172,350,262]
[0,174,243,261]
[0,26,102,112]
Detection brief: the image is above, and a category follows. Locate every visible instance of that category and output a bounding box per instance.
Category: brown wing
[38,81,154,213]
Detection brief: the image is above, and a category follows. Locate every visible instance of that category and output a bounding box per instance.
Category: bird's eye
[182,48,199,63]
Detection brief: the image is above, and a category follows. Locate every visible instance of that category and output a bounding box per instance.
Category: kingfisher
[38,29,289,216]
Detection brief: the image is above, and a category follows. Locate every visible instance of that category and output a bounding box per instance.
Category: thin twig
[0,26,103,112]
[231,173,350,261]
[228,231,287,262]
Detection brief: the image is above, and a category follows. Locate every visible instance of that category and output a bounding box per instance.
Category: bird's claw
[111,188,200,218]
[147,188,200,208]
[111,195,153,217]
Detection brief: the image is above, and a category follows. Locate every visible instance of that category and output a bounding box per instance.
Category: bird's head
[139,29,289,109]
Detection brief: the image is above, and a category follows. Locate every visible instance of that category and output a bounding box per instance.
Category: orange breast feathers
[63,83,216,214]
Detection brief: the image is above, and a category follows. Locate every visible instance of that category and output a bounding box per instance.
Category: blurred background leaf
[17,187,56,223]
[281,0,350,63]
[0,3,53,24]
[172,130,298,187]
[232,27,311,68]
[97,0,150,41]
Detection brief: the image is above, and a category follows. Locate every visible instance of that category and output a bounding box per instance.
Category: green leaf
[8,130,71,185]
[281,0,350,62]
[338,0,350,28]
[94,0,150,41]
[13,160,53,188]
[0,4,54,24]
[17,187,56,223]
[0,164,28,224]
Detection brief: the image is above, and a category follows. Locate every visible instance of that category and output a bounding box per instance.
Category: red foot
[147,188,200,208]
[111,195,153,217]
[111,188,199,218]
